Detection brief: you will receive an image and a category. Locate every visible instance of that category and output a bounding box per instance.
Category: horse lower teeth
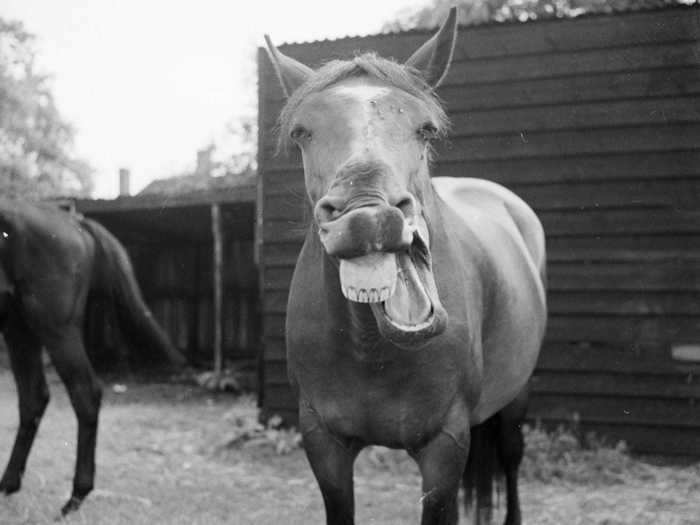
[342,286,392,303]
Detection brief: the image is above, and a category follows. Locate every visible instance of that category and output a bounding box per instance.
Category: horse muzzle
[318,205,414,259]
[318,204,448,348]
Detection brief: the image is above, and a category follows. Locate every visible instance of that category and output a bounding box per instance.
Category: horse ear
[405,6,458,88]
[264,35,314,97]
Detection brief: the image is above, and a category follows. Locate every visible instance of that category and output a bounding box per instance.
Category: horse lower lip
[380,303,435,331]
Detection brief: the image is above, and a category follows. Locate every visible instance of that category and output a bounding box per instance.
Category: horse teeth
[338,253,397,303]
[379,286,390,301]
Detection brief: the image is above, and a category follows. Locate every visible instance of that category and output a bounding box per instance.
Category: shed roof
[72,171,256,243]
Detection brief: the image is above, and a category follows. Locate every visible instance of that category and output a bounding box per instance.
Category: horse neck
[303,230,383,351]
[422,180,494,331]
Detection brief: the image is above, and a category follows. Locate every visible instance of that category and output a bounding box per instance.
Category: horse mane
[277,53,450,152]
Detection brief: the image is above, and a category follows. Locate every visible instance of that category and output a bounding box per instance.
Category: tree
[0,18,93,199]
[214,46,258,178]
[383,0,696,30]
[216,112,257,177]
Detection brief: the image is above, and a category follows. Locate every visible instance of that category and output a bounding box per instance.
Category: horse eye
[417,123,439,142]
[290,125,311,142]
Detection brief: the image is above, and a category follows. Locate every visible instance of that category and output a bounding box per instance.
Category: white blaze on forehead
[332,84,392,141]
[332,84,392,103]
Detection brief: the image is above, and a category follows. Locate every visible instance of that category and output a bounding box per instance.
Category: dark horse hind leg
[45,325,102,515]
[462,391,528,525]
[497,394,527,525]
[0,318,49,495]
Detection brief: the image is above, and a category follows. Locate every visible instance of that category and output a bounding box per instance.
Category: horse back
[431,177,545,282]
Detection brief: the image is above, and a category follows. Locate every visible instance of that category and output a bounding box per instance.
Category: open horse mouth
[338,230,447,347]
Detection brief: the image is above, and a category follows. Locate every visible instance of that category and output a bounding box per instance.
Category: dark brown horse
[265,7,546,525]
[0,198,185,515]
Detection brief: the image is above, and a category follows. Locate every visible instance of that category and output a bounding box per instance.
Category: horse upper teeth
[339,253,397,304]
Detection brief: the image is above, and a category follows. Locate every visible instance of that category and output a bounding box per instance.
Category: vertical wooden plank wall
[258,7,700,454]
[87,238,260,367]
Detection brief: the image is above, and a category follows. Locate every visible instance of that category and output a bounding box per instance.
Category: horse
[0,198,186,515]
[265,7,546,525]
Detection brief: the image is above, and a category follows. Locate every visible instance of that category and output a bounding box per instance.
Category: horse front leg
[300,404,359,525]
[416,405,470,525]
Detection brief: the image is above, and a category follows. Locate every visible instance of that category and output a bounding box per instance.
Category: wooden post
[211,203,223,378]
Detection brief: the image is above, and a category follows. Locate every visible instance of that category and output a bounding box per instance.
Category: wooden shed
[74,181,260,377]
[257,6,700,455]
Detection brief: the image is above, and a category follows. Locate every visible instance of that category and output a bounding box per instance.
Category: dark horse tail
[462,388,529,524]
[80,218,187,367]
[463,416,502,524]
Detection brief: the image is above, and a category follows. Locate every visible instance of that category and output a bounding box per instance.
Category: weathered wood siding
[82,203,260,370]
[258,7,700,455]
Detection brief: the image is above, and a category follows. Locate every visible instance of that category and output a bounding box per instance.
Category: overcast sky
[4,0,424,197]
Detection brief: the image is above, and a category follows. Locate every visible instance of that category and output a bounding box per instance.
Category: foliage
[215,412,302,455]
[520,422,640,484]
[209,46,258,178]
[359,422,648,486]
[194,366,257,394]
[218,113,257,176]
[0,18,93,199]
[209,417,642,483]
[383,0,698,30]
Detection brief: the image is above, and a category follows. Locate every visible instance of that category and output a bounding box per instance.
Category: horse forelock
[276,53,450,153]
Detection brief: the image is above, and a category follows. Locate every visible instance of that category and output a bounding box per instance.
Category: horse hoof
[60,496,83,515]
[0,477,21,495]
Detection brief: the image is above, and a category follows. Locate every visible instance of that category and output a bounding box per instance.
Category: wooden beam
[211,203,223,376]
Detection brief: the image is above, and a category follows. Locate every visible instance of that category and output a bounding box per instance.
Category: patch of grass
[213,411,302,455]
[335,421,649,487]
[208,413,647,486]
[521,422,647,485]
[358,446,418,477]
[4,370,698,525]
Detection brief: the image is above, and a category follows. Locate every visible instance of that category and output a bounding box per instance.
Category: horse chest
[296,356,463,448]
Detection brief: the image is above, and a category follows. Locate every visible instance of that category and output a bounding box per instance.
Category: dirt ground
[0,369,699,525]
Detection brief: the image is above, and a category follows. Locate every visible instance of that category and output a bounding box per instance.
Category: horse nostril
[395,195,417,219]
[315,197,343,224]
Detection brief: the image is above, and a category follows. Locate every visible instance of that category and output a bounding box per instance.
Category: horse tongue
[384,253,431,326]
[339,253,397,303]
